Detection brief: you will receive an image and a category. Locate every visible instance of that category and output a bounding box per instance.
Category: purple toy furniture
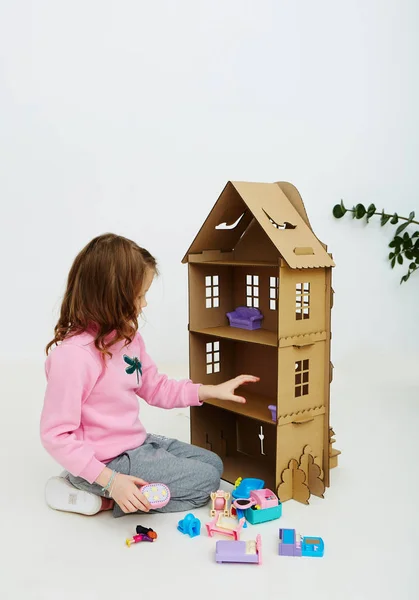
[268,405,277,422]
[226,307,263,330]
[278,528,324,557]
[215,534,262,565]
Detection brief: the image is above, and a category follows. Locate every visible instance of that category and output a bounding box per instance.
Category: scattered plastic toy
[278,528,324,558]
[216,535,262,565]
[245,488,282,524]
[139,483,170,509]
[231,477,264,500]
[206,515,245,541]
[177,513,201,538]
[210,490,231,517]
[126,533,156,547]
[136,525,157,539]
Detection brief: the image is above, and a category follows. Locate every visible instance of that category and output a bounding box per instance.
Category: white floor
[1,360,418,600]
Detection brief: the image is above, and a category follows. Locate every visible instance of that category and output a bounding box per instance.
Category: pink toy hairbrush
[139,483,170,509]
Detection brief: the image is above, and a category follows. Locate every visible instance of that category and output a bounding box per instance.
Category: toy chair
[210,490,231,517]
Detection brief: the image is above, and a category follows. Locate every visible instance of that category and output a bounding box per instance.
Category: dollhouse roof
[182,181,335,269]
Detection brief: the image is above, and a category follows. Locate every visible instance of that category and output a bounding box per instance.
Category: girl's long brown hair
[46,233,157,358]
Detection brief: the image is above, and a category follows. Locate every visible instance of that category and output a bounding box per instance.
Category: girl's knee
[211,454,223,477]
[199,463,221,495]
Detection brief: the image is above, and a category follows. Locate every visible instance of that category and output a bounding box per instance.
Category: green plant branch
[332,201,418,284]
[347,209,419,226]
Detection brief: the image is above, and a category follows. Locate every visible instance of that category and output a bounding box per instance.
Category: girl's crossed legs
[67,434,223,517]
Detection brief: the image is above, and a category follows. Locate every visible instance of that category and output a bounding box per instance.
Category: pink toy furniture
[215,534,262,564]
[206,515,245,541]
[249,488,278,509]
[210,490,231,517]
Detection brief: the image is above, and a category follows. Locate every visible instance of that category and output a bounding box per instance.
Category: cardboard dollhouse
[182,181,340,504]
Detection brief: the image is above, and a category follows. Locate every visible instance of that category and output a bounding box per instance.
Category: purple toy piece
[226,307,264,330]
[268,405,277,422]
[278,528,302,557]
[215,535,262,564]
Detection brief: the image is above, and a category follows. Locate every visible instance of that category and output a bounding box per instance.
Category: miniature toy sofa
[226,307,263,330]
[216,535,262,565]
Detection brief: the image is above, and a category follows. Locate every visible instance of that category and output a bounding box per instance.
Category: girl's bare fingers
[125,500,138,513]
[133,489,151,511]
[130,489,151,512]
[237,374,259,383]
[226,394,246,403]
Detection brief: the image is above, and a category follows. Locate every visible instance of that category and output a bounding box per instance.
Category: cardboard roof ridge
[182,180,335,269]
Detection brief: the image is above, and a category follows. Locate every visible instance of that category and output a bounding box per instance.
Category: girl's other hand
[198,375,260,404]
[110,474,152,514]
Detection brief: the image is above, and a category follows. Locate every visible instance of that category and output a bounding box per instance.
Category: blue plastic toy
[231,478,264,500]
[177,513,201,538]
[278,528,324,558]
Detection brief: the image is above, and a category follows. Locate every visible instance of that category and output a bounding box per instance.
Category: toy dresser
[245,488,282,524]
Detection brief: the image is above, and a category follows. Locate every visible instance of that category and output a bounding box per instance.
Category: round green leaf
[410,263,417,270]
[355,204,366,219]
[391,213,399,224]
[333,204,346,218]
[397,254,403,264]
[381,212,391,226]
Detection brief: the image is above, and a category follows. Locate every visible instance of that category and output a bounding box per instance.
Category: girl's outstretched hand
[198,375,260,404]
[110,474,152,514]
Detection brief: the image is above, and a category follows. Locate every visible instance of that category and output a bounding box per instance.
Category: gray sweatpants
[68,433,223,518]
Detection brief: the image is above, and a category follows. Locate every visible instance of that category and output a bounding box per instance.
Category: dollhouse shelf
[203,392,275,424]
[190,326,277,347]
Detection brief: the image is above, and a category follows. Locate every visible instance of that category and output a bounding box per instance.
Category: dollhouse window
[269,277,279,310]
[206,341,220,375]
[246,275,259,308]
[205,276,220,308]
[295,360,309,397]
[296,283,310,320]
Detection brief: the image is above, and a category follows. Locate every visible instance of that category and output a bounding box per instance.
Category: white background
[0,2,418,599]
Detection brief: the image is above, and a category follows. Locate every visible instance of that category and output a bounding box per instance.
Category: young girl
[40,233,259,518]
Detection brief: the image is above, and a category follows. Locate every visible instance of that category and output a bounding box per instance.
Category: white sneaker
[45,476,102,516]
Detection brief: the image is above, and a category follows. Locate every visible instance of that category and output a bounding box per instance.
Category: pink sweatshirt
[40,330,202,484]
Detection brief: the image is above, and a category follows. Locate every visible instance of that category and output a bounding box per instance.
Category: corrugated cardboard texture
[277,459,310,504]
[183,181,335,269]
[276,415,324,483]
[190,403,276,490]
[184,179,336,503]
